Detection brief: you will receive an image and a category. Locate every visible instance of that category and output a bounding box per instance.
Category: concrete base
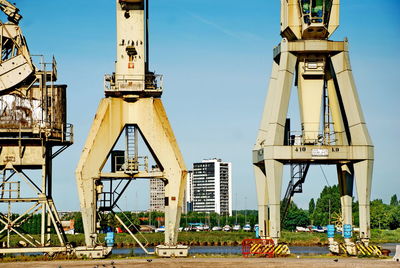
[155,245,189,257]
[345,242,357,256]
[394,245,400,262]
[74,246,112,259]
[328,241,340,255]
[0,246,70,255]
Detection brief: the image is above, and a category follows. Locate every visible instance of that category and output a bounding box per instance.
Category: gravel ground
[0,257,399,268]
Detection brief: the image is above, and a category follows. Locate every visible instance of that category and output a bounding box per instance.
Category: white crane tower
[253,0,373,250]
[76,0,188,258]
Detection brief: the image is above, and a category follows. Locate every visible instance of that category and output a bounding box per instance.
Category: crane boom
[0,0,22,24]
[0,0,34,94]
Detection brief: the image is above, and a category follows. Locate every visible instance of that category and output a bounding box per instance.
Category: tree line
[5,186,400,234]
[283,185,400,231]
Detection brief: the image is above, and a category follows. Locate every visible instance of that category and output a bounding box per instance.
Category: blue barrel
[105,231,115,247]
[343,224,352,239]
[255,225,260,238]
[327,225,335,238]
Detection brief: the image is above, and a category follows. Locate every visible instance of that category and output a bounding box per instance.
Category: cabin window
[301,0,333,25]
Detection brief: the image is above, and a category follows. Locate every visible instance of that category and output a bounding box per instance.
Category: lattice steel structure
[0,1,73,255]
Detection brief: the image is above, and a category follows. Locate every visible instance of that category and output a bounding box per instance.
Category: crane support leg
[355,160,373,245]
[331,50,374,244]
[253,42,296,243]
[76,97,186,249]
[265,160,284,243]
[337,164,354,227]
[254,165,268,238]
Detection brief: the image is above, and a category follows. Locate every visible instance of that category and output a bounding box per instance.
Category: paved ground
[0,257,399,268]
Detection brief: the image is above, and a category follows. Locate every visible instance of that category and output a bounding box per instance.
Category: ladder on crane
[125,125,139,174]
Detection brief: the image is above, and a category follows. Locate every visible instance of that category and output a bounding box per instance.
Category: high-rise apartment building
[150,170,193,213]
[183,170,194,213]
[192,159,232,216]
[149,178,165,212]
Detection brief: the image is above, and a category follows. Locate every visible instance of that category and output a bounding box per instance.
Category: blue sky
[12,0,400,211]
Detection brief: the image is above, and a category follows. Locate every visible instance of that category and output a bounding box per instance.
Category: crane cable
[319,165,330,187]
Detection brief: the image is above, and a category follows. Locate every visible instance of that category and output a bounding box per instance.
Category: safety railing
[0,181,20,199]
[113,155,149,174]
[31,55,58,82]
[287,130,344,146]
[104,73,163,92]
[0,120,73,144]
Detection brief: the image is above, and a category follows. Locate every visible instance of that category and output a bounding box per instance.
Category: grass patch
[1,229,398,249]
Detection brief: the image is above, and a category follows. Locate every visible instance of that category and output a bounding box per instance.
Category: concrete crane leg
[265,160,284,243]
[253,42,296,242]
[355,160,373,244]
[332,51,374,244]
[337,164,354,227]
[254,164,268,238]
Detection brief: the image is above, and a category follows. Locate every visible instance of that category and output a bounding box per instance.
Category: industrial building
[192,159,232,216]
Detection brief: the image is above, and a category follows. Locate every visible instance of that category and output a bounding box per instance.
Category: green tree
[388,205,400,230]
[370,199,391,229]
[308,198,315,215]
[390,194,399,206]
[312,185,341,226]
[282,202,310,230]
[74,213,84,233]
[352,200,359,227]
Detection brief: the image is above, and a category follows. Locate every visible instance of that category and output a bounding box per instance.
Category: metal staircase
[281,163,310,224]
[98,179,132,212]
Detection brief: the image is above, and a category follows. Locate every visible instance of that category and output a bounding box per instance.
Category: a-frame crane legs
[253,40,373,246]
[76,97,186,249]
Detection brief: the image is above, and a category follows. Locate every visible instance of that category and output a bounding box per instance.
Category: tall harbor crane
[0,0,73,255]
[253,0,373,254]
[75,0,188,258]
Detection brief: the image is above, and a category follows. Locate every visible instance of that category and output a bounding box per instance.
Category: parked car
[295,226,310,232]
[212,226,222,231]
[139,225,156,233]
[155,226,165,233]
[311,226,326,233]
[243,224,251,232]
[223,225,231,232]
[233,225,241,231]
